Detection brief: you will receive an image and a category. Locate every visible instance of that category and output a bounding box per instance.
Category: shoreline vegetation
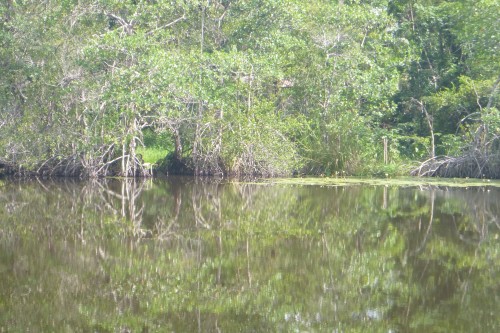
[1,1,498,179]
[1,158,500,180]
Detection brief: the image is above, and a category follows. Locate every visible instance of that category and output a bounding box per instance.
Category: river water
[0,177,499,332]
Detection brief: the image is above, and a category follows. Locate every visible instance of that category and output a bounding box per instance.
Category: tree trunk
[414,99,435,159]
[174,128,183,161]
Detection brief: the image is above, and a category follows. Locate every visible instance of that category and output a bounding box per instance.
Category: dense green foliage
[0,0,498,177]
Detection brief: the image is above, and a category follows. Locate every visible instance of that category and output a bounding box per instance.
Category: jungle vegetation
[0,0,499,178]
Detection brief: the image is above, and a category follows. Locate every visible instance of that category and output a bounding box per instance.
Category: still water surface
[0,177,499,332]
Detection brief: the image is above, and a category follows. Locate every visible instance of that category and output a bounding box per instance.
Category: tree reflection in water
[0,178,498,332]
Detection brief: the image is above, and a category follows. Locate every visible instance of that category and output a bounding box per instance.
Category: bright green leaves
[449,0,500,77]
[278,1,406,173]
[1,0,498,177]
[386,0,500,164]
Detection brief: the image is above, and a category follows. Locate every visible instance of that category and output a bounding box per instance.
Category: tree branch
[146,15,186,36]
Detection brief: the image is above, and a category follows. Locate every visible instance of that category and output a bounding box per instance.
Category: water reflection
[0,178,499,332]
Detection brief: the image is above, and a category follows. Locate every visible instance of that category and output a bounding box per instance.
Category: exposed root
[412,151,500,179]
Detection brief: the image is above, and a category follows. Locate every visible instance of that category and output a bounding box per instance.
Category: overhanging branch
[146,14,186,36]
